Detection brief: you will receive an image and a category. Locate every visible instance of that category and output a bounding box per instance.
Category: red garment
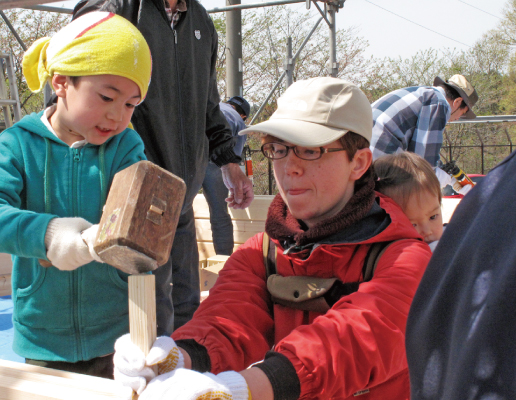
[173,194,431,399]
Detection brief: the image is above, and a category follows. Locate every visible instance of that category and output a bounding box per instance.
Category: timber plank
[0,359,132,400]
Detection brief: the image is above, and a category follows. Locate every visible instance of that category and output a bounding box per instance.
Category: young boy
[374,152,443,249]
[0,11,151,377]
[112,77,431,399]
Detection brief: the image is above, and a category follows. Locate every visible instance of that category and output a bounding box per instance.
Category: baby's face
[403,191,443,245]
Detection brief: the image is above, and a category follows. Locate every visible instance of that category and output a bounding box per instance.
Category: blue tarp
[0,295,24,362]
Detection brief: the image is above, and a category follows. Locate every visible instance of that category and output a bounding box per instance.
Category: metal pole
[327,2,338,77]
[285,37,294,88]
[504,127,513,154]
[226,0,243,98]
[474,127,484,174]
[249,17,323,125]
[443,128,453,162]
[0,11,27,50]
[208,0,303,13]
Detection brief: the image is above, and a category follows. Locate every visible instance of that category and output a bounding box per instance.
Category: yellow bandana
[23,12,152,103]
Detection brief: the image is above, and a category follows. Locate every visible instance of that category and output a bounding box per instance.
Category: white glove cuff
[457,183,473,195]
[81,225,103,263]
[435,166,453,188]
[215,371,249,400]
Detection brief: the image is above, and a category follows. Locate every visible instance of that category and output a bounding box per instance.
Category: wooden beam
[0,0,65,10]
[0,359,133,399]
[0,273,10,297]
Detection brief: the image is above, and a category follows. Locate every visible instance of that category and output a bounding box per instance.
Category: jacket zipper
[171,26,187,183]
[72,147,82,360]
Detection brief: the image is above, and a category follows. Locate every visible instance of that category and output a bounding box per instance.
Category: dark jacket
[74,0,240,205]
[406,150,516,399]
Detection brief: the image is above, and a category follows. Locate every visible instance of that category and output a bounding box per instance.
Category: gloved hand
[45,217,94,271]
[113,333,185,394]
[81,224,103,263]
[434,167,453,188]
[139,368,250,400]
[456,182,473,195]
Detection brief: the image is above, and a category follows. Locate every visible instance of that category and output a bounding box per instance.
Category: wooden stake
[128,274,158,376]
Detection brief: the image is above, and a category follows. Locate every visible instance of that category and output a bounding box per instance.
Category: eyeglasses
[261,142,347,161]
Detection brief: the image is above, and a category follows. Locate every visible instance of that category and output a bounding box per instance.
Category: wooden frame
[0,359,133,400]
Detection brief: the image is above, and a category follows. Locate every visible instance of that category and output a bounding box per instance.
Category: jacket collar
[265,169,377,251]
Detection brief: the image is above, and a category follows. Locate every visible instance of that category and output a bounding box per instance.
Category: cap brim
[460,108,476,119]
[239,118,348,147]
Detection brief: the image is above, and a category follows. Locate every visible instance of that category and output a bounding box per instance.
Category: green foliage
[4,2,516,187]
[1,9,70,120]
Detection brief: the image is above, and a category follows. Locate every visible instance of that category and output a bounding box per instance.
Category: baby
[374,152,443,250]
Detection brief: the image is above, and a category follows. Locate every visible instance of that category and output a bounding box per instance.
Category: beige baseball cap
[239,77,373,146]
[433,74,478,119]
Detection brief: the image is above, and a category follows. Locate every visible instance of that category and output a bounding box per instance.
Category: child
[0,12,151,377]
[374,152,443,250]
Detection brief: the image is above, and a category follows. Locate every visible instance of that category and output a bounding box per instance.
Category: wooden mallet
[94,160,186,386]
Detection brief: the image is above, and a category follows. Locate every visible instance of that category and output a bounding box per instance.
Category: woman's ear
[52,75,68,98]
[350,148,373,181]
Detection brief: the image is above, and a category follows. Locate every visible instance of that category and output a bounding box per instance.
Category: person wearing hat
[201,96,251,256]
[370,74,478,189]
[0,11,152,377]
[111,77,431,400]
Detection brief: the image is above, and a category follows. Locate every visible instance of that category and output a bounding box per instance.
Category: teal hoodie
[0,111,146,362]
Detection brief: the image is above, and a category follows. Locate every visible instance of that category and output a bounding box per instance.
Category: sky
[47,0,509,60]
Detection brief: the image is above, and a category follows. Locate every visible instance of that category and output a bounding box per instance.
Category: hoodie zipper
[71,147,83,360]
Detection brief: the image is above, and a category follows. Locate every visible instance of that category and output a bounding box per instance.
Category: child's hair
[374,152,441,210]
[22,11,152,103]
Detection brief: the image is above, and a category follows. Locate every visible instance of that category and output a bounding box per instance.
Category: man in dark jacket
[201,96,250,256]
[406,151,516,399]
[73,0,254,334]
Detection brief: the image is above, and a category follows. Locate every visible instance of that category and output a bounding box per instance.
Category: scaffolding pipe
[285,37,294,88]
[249,16,323,125]
[226,0,243,98]
[1,10,27,50]
[474,127,485,174]
[327,2,338,77]
[504,127,513,154]
[207,0,304,13]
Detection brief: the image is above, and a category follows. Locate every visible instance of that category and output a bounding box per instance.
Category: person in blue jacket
[201,96,251,256]
[0,12,152,378]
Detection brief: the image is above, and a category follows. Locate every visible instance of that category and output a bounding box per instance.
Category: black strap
[263,232,277,279]
[362,241,399,282]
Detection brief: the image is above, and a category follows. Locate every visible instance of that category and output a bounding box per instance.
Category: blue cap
[227,96,251,118]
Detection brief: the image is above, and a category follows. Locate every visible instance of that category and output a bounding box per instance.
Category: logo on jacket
[194,30,201,40]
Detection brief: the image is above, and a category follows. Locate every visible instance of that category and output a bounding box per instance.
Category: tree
[1,9,70,121]
[212,5,373,122]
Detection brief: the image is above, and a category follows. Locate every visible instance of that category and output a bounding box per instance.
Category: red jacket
[173,194,431,399]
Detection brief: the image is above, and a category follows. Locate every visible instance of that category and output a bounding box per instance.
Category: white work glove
[435,166,453,188]
[139,368,249,400]
[453,181,474,195]
[45,217,95,271]
[80,224,103,263]
[113,333,185,395]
